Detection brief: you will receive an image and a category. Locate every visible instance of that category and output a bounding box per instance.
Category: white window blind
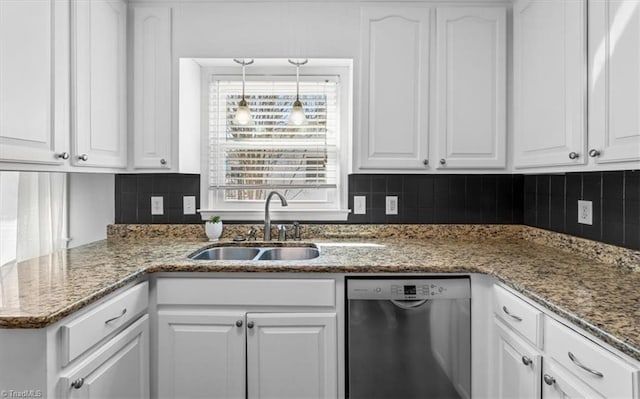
[208,77,339,201]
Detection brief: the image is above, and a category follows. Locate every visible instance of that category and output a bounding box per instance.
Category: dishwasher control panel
[347,278,471,300]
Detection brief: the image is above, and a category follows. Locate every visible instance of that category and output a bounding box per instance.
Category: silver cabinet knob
[247,321,254,329]
[160,158,167,165]
[568,152,579,160]
[71,377,84,389]
[521,356,532,366]
[422,159,429,166]
[78,154,89,161]
[56,152,70,160]
[588,149,601,158]
[439,158,446,165]
[543,374,555,386]
[235,319,243,328]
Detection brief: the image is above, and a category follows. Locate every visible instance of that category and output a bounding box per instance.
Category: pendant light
[288,59,308,126]
[232,58,254,125]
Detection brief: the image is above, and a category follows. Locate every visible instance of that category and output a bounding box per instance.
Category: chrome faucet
[264,191,288,241]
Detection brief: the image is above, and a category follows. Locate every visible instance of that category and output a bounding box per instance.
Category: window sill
[199,209,351,222]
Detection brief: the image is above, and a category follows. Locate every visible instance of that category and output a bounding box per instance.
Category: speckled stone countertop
[1,224,639,363]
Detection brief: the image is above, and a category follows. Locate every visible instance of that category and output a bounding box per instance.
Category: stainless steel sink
[257,247,320,261]
[189,244,319,261]
[190,247,261,260]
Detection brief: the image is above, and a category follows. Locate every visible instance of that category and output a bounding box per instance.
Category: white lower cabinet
[157,310,337,399]
[494,318,542,399]
[542,359,603,399]
[60,315,150,399]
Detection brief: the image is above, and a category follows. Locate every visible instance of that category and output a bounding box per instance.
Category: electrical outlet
[386,196,398,215]
[183,196,196,215]
[151,196,164,215]
[354,196,366,215]
[578,200,592,225]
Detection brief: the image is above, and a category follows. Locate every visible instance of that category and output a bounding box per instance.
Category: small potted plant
[205,215,223,241]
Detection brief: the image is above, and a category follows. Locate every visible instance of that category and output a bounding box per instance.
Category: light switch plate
[386,196,398,215]
[354,196,366,215]
[578,200,592,225]
[183,196,196,215]
[151,196,164,215]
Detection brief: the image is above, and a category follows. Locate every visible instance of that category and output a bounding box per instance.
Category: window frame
[199,62,352,222]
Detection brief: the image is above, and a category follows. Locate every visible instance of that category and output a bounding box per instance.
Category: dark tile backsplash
[523,170,640,250]
[115,170,639,250]
[347,174,524,225]
[115,174,201,224]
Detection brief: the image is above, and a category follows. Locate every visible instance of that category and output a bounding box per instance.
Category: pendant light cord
[288,59,308,102]
[233,58,254,101]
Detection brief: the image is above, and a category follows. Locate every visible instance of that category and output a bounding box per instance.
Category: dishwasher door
[347,278,471,399]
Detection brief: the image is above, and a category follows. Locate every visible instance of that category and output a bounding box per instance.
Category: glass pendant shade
[289,99,306,126]
[233,97,252,125]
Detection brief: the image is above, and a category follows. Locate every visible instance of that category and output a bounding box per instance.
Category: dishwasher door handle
[390,299,429,310]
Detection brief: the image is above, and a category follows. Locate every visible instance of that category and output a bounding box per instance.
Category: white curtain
[14,172,67,262]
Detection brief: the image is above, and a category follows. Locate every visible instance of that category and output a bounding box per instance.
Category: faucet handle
[247,226,257,241]
[277,224,287,241]
[292,222,301,241]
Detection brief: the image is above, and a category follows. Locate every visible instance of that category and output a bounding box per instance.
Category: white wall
[68,173,115,248]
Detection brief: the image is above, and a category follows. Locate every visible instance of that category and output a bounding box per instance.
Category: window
[199,61,351,221]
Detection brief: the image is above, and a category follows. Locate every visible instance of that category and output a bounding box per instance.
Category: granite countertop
[0,224,638,363]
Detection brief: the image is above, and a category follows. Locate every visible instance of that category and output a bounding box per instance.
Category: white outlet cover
[151,196,164,215]
[354,196,366,215]
[386,196,398,215]
[183,196,196,215]
[578,200,592,225]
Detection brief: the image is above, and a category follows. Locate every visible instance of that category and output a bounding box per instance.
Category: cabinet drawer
[545,317,638,399]
[61,282,149,366]
[157,278,335,307]
[493,285,543,348]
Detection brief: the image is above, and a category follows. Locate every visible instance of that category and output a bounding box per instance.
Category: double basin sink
[190,244,320,261]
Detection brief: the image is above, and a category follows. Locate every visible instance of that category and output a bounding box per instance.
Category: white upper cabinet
[513,0,587,169]
[71,0,127,168]
[0,0,69,165]
[588,0,640,165]
[133,7,172,170]
[359,6,431,170]
[435,7,506,169]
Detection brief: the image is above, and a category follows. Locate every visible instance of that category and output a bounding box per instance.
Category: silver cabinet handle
[160,158,167,165]
[104,308,127,324]
[78,154,89,161]
[543,374,555,386]
[247,321,254,329]
[568,352,604,378]
[521,356,532,366]
[439,158,446,165]
[56,152,70,160]
[502,306,523,322]
[235,319,243,328]
[588,149,601,158]
[568,152,579,160]
[423,159,429,166]
[71,377,84,389]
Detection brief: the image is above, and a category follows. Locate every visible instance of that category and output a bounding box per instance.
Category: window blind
[208,78,339,196]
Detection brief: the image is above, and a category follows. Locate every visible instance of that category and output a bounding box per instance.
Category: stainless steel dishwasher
[347,277,471,399]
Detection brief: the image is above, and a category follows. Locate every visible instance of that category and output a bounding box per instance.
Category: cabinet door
[494,318,542,399]
[0,0,68,165]
[513,0,587,168]
[157,311,245,399]
[435,7,506,169]
[588,0,640,164]
[72,0,127,168]
[133,7,172,169]
[247,313,337,399]
[542,359,604,399]
[359,6,430,170]
[60,315,149,399]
